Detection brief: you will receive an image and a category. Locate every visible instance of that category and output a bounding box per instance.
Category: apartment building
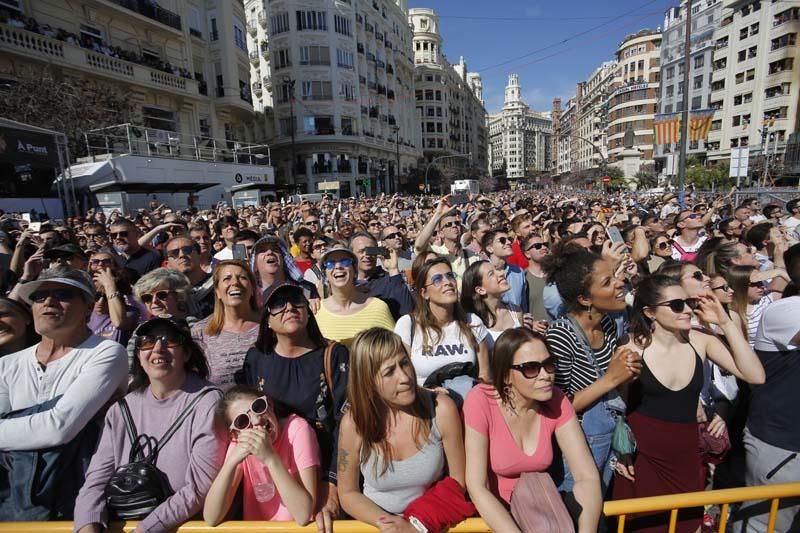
[487,74,552,182]
[409,8,487,189]
[246,0,420,196]
[575,60,616,171]
[657,0,722,167]
[555,95,576,176]
[607,29,662,165]
[0,0,256,145]
[707,0,800,166]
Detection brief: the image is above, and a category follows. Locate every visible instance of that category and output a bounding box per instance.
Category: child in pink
[204,386,320,525]
[463,383,574,503]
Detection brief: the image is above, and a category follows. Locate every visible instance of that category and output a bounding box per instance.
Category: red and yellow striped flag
[689,109,715,142]
[654,113,681,145]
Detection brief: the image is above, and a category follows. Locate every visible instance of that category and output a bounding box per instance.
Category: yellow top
[314,297,396,347]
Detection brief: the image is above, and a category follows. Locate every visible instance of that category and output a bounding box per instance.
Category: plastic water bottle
[248,458,275,502]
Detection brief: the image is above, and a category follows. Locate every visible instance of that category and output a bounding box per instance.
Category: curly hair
[541,241,601,312]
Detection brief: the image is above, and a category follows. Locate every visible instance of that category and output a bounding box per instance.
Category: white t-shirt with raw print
[395,313,489,386]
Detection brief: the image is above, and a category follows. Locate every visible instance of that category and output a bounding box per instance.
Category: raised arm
[414,196,451,255]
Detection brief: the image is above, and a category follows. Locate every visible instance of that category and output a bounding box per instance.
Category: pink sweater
[73,374,223,532]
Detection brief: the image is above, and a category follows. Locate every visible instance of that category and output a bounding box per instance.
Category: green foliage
[685,161,733,190]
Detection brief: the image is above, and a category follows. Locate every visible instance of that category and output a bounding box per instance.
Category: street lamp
[424,152,472,194]
[282,76,296,192]
[391,125,400,194]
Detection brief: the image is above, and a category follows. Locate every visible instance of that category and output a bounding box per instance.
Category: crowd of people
[0,188,797,533]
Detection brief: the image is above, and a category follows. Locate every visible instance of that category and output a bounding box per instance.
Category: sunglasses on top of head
[652,298,699,313]
[684,270,704,282]
[230,396,269,432]
[510,357,557,379]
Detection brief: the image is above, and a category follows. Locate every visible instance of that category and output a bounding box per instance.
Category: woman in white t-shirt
[395,257,490,406]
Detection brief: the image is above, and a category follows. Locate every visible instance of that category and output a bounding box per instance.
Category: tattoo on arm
[337,448,349,472]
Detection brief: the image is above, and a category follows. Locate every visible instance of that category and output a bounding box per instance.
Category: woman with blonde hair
[338,328,471,532]
[134,268,196,322]
[727,264,789,345]
[191,259,260,389]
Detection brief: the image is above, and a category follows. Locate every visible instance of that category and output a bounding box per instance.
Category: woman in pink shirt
[464,328,602,533]
[203,386,319,526]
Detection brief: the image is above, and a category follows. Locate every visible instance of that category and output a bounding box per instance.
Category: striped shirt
[545,315,618,396]
[747,294,774,347]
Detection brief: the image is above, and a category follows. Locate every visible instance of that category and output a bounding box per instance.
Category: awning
[89,181,216,193]
[230,183,291,193]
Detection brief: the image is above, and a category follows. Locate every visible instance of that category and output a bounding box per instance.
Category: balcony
[247,21,257,36]
[0,23,200,96]
[189,28,202,39]
[102,0,181,31]
[258,11,268,28]
[260,43,269,56]
[263,75,272,90]
[249,50,260,64]
[253,82,262,96]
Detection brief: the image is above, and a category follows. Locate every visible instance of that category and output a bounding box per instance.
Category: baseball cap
[320,245,357,265]
[262,281,306,308]
[133,314,191,341]
[17,267,95,305]
[43,243,88,261]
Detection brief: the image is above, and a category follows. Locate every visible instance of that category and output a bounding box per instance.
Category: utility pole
[283,76,297,193]
[677,0,693,207]
[392,125,400,195]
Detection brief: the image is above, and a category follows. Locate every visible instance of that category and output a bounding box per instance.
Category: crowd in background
[0,188,797,533]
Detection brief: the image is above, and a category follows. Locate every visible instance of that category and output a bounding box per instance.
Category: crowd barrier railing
[0,483,798,532]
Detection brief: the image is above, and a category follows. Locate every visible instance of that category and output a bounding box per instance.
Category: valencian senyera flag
[654,113,682,145]
[654,110,716,145]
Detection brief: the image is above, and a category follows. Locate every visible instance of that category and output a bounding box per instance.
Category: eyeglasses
[305,219,320,225]
[368,222,382,228]
[324,257,354,270]
[89,258,114,267]
[230,396,269,432]
[29,288,80,304]
[684,270,705,282]
[109,231,129,239]
[383,232,401,241]
[526,242,547,251]
[495,236,510,245]
[323,228,335,234]
[166,245,195,259]
[268,291,307,315]
[441,221,460,229]
[510,357,557,379]
[656,241,670,250]
[711,283,731,292]
[140,290,175,305]
[679,214,702,222]
[426,271,457,288]
[653,298,699,313]
[136,334,182,351]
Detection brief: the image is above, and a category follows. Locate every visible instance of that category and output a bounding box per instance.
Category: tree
[0,67,136,161]
[685,161,733,190]
[635,170,658,190]
[479,174,498,192]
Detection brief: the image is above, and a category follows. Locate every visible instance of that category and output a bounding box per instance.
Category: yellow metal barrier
[603,482,800,533]
[0,483,797,532]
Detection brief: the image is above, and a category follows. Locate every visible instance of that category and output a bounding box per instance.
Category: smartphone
[28,222,41,233]
[232,244,247,261]
[606,226,625,245]
[365,246,389,257]
[450,194,469,206]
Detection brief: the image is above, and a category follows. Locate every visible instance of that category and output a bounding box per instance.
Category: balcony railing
[0,23,199,95]
[258,11,267,27]
[248,50,260,64]
[246,21,257,36]
[106,0,181,30]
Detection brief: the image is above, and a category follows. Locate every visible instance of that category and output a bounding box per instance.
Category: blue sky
[408,0,671,114]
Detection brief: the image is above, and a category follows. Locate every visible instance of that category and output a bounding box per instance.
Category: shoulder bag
[104,388,219,521]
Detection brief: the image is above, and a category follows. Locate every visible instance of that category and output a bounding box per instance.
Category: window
[746,68,755,81]
[664,104,673,113]
[738,49,747,62]
[734,94,743,105]
[273,48,291,69]
[299,46,330,65]
[303,115,334,134]
[666,85,674,97]
[142,106,176,131]
[276,83,292,103]
[233,21,246,51]
[666,66,675,80]
[748,46,757,59]
[750,22,759,36]
[771,33,797,51]
[691,96,702,109]
[301,80,332,100]
[341,117,356,135]
[694,55,704,69]
[336,48,354,68]
[296,10,327,31]
[270,12,290,34]
[694,75,703,89]
[334,14,352,36]
[736,72,745,84]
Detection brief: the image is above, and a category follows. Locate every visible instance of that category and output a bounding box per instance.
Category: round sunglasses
[230,396,269,432]
[141,290,175,305]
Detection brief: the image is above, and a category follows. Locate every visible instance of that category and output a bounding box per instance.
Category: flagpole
[677,0,693,207]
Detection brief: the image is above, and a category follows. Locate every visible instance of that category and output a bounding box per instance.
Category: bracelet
[408,516,429,533]
[106,292,122,300]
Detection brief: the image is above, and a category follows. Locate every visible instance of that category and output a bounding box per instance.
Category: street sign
[602,175,611,183]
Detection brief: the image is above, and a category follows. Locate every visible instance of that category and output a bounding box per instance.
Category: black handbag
[104,388,218,521]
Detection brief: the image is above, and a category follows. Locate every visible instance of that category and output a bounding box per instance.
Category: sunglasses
[383,232,401,241]
[684,270,704,282]
[368,222,382,227]
[324,257,354,270]
[426,271,457,288]
[526,242,547,251]
[141,290,175,305]
[323,228,335,233]
[510,357,557,379]
[29,288,80,303]
[653,298,699,313]
[166,245,195,259]
[749,281,765,288]
[711,283,731,292]
[495,236,510,245]
[109,231,129,239]
[305,220,320,225]
[230,396,269,432]
[136,334,182,351]
[679,214,701,222]
[656,241,670,250]
[268,291,307,315]
[441,221,460,229]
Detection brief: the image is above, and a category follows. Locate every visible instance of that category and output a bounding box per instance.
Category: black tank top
[634,344,703,424]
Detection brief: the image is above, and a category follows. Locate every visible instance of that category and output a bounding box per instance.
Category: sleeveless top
[486,309,522,349]
[360,393,445,514]
[634,344,703,424]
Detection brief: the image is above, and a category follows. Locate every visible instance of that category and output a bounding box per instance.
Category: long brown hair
[348,328,432,476]
[205,259,259,336]
[411,256,478,354]
[727,265,754,338]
